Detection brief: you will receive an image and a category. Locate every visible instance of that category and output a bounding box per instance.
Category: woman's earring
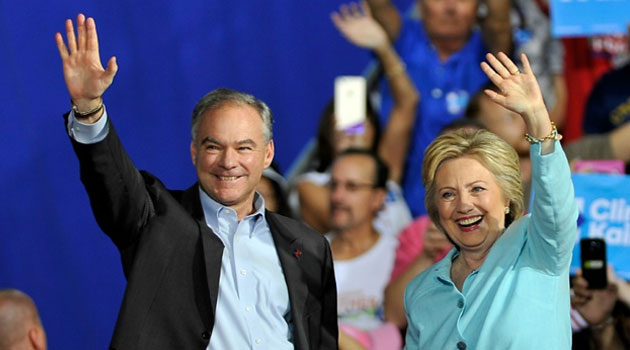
[505,206,511,215]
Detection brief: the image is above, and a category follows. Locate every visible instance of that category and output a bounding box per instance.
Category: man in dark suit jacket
[55,14,338,350]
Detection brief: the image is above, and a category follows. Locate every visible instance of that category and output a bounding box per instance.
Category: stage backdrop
[0,0,412,348]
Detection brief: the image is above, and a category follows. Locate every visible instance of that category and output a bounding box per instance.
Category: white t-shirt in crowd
[327,232,398,331]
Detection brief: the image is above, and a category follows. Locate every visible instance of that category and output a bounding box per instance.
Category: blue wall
[0,0,410,348]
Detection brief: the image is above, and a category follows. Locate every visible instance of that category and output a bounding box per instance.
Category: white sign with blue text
[571,174,630,280]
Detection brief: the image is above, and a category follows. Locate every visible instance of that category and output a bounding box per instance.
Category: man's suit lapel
[180,184,224,332]
[266,212,309,349]
[181,188,310,348]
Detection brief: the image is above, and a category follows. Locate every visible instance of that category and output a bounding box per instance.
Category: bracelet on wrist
[524,121,562,144]
[71,98,104,117]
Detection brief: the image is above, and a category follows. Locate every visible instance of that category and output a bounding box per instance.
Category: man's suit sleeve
[67,113,155,251]
[320,236,339,349]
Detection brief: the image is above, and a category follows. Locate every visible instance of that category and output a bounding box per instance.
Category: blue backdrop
[0,0,410,348]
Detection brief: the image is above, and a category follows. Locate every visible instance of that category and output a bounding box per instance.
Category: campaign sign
[551,0,630,38]
[570,174,630,280]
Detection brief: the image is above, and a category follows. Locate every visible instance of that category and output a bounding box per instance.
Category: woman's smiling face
[434,155,508,254]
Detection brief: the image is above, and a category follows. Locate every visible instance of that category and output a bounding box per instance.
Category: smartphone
[580,238,607,289]
[334,76,366,131]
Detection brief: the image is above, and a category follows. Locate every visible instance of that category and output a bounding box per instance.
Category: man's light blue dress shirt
[200,190,293,350]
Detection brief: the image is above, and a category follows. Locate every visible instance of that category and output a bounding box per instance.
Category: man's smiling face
[191,103,274,218]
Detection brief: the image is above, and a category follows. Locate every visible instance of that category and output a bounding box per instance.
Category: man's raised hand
[55,14,117,114]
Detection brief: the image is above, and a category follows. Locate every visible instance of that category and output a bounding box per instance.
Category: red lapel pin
[294,249,302,259]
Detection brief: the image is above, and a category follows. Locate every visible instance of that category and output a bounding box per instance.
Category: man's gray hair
[191,88,273,144]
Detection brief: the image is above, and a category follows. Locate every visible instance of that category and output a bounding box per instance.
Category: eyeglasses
[328,181,377,192]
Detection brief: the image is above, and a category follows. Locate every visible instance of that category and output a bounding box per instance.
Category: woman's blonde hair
[422,129,524,232]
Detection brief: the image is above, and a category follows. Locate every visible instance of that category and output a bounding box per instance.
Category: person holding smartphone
[292,1,419,238]
[571,266,630,349]
[403,52,578,349]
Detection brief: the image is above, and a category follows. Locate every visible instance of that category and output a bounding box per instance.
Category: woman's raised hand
[481,52,554,149]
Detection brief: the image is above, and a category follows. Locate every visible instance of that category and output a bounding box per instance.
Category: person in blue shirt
[404,52,578,349]
[364,0,512,216]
